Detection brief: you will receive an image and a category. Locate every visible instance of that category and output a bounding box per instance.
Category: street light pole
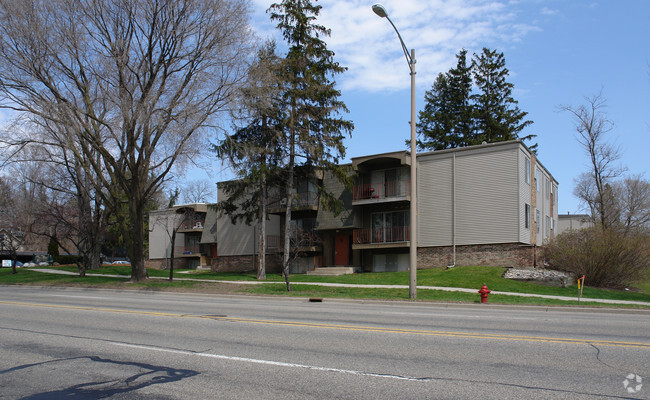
[372,3,417,299]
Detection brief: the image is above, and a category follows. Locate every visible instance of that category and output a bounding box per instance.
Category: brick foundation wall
[146,258,191,269]
[213,254,283,273]
[418,243,542,269]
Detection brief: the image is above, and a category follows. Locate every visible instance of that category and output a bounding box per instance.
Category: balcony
[174,245,201,257]
[352,226,410,249]
[265,229,322,252]
[352,180,410,204]
[178,219,205,232]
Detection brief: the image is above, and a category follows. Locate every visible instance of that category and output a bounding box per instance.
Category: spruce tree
[213,41,286,280]
[417,49,473,150]
[269,0,353,290]
[471,48,535,149]
[416,73,455,150]
[417,48,535,151]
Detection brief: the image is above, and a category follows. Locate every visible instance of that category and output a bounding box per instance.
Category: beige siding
[519,149,532,244]
[535,166,551,245]
[216,212,255,256]
[216,187,281,256]
[417,155,453,246]
[417,143,521,247]
[148,210,184,259]
[455,147,519,244]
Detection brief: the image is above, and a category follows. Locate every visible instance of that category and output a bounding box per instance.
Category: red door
[334,233,350,266]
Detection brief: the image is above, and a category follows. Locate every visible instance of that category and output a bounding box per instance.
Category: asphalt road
[0,285,648,399]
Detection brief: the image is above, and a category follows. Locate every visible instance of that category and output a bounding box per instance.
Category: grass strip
[3,265,649,306]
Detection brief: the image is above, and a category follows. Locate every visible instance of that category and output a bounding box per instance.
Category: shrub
[544,227,649,288]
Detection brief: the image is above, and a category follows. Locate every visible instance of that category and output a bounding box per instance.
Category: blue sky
[237,0,649,215]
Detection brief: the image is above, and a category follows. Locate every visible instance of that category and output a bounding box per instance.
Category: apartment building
[150,140,558,272]
[148,203,217,269]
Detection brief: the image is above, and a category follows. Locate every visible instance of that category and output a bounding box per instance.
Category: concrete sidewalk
[30,269,650,306]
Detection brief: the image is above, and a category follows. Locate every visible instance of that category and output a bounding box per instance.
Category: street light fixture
[372,3,417,299]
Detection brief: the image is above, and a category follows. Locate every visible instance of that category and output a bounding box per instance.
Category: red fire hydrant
[478,283,491,303]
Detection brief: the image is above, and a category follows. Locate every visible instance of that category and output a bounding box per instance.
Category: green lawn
[4,265,649,307]
[240,283,634,307]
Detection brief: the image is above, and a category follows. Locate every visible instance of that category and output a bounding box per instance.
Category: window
[553,184,558,208]
[370,168,407,198]
[535,209,540,233]
[545,216,550,237]
[536,169,540,192]
[524,157,530,184]
[371,211,408,243]
[524,204,531,229]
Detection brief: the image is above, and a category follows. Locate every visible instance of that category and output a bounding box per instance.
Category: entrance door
[334,233,350,266]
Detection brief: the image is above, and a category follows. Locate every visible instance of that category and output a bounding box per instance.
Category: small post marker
[577,275,586,304]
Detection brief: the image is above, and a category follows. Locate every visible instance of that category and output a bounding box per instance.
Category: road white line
[111,342,430,382]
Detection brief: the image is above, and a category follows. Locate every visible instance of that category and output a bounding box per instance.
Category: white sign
[2,260,12,267]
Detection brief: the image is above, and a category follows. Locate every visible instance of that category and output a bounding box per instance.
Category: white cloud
[250,0,542,92]
[540,7,557,16]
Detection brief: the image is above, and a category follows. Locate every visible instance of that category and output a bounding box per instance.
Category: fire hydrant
[478,283,491,303]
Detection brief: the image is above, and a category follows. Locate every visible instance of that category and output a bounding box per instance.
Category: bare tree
[35,155,109,275]
[0,0,253,281]
[181,180,216,204]
[612,175,650,235]
[561,92,625,229]
[0,178,21,273]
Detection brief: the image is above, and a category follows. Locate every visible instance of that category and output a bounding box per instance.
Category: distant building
[148,203,217,269]
[556,213,593,234]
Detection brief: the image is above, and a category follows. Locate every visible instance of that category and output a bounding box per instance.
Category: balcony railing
[265,229,321,251]
[353,226,409,244]
[265,235,283,251]
[353,180,409,201]
[174,245,201,255]
[178,219,204,230]
[267,191,320,209]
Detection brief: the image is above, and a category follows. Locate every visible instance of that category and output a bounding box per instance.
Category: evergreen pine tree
[471,48,535,149]
[417,48,535,151]
[213,41,286,280]
[417,49,474,150]
[269,0,353,290]
[416,72,455,150]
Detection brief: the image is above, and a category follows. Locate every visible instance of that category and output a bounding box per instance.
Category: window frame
[524,204,531,229]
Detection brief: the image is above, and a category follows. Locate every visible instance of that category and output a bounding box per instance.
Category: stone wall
[418,243,542,269]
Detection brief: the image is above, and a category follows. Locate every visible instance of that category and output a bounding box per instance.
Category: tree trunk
[129,190,148,282]
[169,229,176,281]
[282,136,295,291]
[77,260,87,277]
[87,229,103,270]
[257,171,267,280]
